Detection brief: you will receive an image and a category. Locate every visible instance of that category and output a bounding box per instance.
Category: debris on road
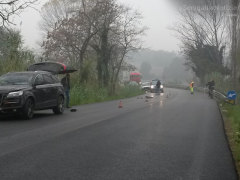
[70,109,77,112]
[118,101,123,108]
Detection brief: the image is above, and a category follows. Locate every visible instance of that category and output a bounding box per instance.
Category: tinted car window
[43,74,55,84]
[142,82,150,86]
[151,80,161,85]
[34,74,44,85]
[151,80,157,85]
[0,73,33,86]
[50,75,59,83]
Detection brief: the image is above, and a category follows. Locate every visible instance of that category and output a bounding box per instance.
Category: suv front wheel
[22,98,35,119]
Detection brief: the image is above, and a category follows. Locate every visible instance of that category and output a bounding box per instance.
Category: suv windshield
[142,82,150,86]
[151,80,160,85]
[0,73,33,86]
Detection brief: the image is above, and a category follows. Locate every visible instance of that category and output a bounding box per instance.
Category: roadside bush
[205,72,233,93]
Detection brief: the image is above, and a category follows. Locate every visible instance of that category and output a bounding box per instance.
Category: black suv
[0,71,65,119]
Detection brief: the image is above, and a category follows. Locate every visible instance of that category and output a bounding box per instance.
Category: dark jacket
[156,80,161,88]
[206,81,215,89]
[61,76,70,90]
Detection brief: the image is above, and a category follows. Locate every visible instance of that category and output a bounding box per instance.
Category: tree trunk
[97,59,103,87]
[231,0,239,89]
[100,28,110,87]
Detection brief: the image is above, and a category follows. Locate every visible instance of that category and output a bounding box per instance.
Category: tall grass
[222,104,240,173]
[70,84,143,106]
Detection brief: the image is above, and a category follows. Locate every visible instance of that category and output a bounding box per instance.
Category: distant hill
[127,49,177,69]
[126,49,193,84]
[163,57,193,85]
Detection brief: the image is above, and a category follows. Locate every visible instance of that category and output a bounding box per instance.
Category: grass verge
[220,103,240,177]
[70,85,144,106]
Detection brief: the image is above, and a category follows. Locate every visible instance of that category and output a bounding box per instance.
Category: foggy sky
[169,0,228,6]
[17,0,182,52]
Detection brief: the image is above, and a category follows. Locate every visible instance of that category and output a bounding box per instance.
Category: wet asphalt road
[0,88,238,180]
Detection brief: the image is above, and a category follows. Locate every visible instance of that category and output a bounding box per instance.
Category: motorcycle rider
[156,80,161,92]
[206,80,215,98]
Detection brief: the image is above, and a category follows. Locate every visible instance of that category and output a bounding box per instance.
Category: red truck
[130,72,141,84]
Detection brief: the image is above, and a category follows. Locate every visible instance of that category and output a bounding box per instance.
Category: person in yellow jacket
[189,81,194,94]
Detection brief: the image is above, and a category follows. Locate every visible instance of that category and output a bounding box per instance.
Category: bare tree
[41,0,99,70]
[0,0,38,27]
[42,12,98,69]
[90,0,145,88]
[108,8,145,93]
[230,0,240,89]
[41,0,145,91]
[40,0,82,34]
[172,0,229,84]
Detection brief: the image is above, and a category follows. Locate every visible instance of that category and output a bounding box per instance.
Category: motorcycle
[208,86,214,99]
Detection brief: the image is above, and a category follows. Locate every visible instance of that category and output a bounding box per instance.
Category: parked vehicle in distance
[0,71,65,119]
[141,81,151,91]
[150,79,164,93]
[130,72,142,84]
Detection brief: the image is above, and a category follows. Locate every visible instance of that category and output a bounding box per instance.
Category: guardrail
[194,87,228,101]
[213,90,227,100]
[196,87,229,102]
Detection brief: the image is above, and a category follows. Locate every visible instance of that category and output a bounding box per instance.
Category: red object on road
[118,101,123,108]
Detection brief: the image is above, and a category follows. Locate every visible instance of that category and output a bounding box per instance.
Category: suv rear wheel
[53,95,64,114]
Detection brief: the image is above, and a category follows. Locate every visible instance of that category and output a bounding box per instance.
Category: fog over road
[0,88,237,180]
